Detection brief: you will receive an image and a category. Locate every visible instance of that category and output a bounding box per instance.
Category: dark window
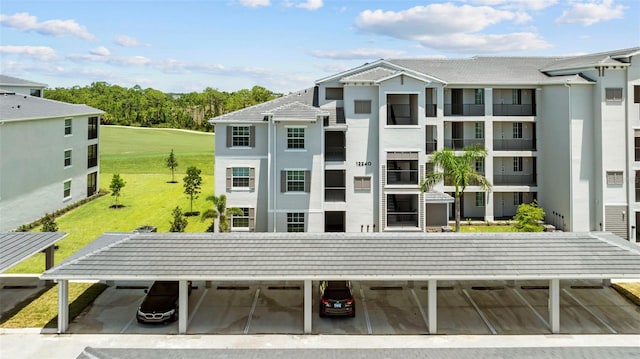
[232,167,250,187]
[287,212,305,232]
[64,150,72,167]
[287,170,305,192]
[354,100,371,114]
[87,144,98,168]
[513,122,523,139]
[232,126,250,147]
[64,119,72,135]
[635,85,640,103]
[513,157,523,172]
[87,172,97,196]
[287,128,305,149]
[605,88,623,101]
[88,117,99,139]
[30,89,41,97]
[232,208,250,228]
[64,180,71,198]
[325,87,343,100]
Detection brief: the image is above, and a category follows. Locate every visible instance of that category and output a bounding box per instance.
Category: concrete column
[304,280,312,333]
[205,281,212,289]
[549,279,560,334]
[428,279,437,334]
[57,280,69,334]
[45,246,55,286]
[602,279,611,287]
[178,280,188,334]
[483,117,494,222]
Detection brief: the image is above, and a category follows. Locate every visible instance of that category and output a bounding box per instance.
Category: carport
[40,232,640,335]
[1,232,67,273]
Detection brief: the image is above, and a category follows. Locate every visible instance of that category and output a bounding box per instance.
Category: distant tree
[109,174,126,208]
[183,166,202,215]
[201,194,243,232]
[513,200,546,232]
[41,213,58,232]
[169,206,188,232]
[166,149,178,183]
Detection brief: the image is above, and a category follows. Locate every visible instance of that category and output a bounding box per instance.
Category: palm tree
[420,144,492,232]
[201,194,244,232]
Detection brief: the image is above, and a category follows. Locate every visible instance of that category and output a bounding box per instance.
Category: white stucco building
[211,48,640,241]
[0,75,104,231]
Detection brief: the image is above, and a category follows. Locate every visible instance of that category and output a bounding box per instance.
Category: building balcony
[387,104,418,125]
[426,140,437,154]
[325,132,345,162]
[444,138,485,150]
[444,104,485,116]
[493,104,536,116]
[493,174,537,186]
[325,187,346,202]
[493,139,536,151]
[425,104,437,117]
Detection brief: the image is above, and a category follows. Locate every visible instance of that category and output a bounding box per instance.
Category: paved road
[1,332,639,359]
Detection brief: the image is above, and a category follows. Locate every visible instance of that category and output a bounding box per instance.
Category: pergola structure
[40,232,640,334]
[0,232,67,273]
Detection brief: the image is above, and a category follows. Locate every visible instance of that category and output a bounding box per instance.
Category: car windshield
[324,288,352,300]
[148,282,177,296]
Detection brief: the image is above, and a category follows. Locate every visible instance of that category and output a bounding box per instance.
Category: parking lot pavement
[0,275,49,318]
[66,279,640,336]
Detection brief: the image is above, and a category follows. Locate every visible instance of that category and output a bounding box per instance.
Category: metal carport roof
[0,232,67,272]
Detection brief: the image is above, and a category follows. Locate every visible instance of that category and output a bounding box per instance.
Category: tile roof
[0,92,103,122]
[41,232,640,281]
[0,232,67,272]
[268,101,328,121]
[541,47,640,72]
[210,88,317,123]
[341,67,400,83]
[0,75,47,88]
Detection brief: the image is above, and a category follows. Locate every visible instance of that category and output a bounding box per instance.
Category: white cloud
[0,12,94,40]
[310,48,406,60]
[416,32,552,53]
[469,0,558,11]
[67,51,152,67]
[90,46,110,56]
[239,0,271,8]
[0,45,57,61]
[556,0,625,26]
[284,0,323,10]
[114,35,148,47]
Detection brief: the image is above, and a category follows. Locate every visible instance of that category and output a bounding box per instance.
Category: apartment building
[211,48,640,240]
[0,76,104,231]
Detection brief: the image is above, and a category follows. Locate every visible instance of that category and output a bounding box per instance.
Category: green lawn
[8,126,215,273]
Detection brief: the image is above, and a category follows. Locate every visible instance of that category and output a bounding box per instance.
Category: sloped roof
[541,47,640,72]
[0,75,47,88]
[210,88,317,123]
[341,67,401,83]
[0,92,103,122]
[267,101,328,122]
[0,232,67,272]
[41,232,640,281]
[424,191,455,203]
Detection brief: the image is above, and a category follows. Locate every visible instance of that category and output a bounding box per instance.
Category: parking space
[68,279,640,335]
[0,276,49,318]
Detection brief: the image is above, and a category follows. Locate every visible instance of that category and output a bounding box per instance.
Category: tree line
[44,82,279,131]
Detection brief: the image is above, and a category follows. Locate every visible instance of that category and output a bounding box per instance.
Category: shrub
[513,200,545,232]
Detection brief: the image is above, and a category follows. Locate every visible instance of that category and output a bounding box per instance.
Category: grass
[0,282,107,328]
[8,125,215,274]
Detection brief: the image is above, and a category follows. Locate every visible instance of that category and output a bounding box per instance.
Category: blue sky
[1,0,639,93]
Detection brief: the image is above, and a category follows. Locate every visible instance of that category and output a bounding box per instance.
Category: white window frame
[64,149,72,167]
[513,122,523,139]
[232,126,251,147]
[286,127,305,150]
[513,192,524,206]
[232,167,250,188]
[231,208,251,230]
[63,180,72,199]
[606,171,624,185]
[513,157,523,172]
[287,170,305,192]
[475,89,484,105]
[287,212,305,232]
[475,192,485,207]
[475,122,484,139]
[64,118,72,136]
[475,159,484,173]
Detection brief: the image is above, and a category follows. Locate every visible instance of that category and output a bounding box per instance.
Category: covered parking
[1,232,67,273]
[40,232,640,335]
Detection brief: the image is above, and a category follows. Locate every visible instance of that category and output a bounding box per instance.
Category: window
[605,88,623,102]
[64,119,72,135]
[63,180,71,198]
[232,208,251,229]
[354,100,372,114]
[475,122,484,139]
[325,87,343,100]
[287,212,305,232]
[511,89,521,104]
[513,192,524,206]
[606,171,624,185]
[354,176,371,191]
[227,126,254,147]
[475,192,485,207]
[635,129,640,162]
[286,170,305,192]
[513,157,523,172]
[475,159,484,174]
[88,117,99,140]
[513,122,523,139]
[287,127,305,149]
[87,172,97,196]
[475,89,484,105]
[635,85,640,103]
[64,149,72,167]
[232,167,250,187]
[87,144,98,168]
[30,89,41,97]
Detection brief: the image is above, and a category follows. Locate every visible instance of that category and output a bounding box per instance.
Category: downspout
[272,117,278,232]
[564,80,572,232]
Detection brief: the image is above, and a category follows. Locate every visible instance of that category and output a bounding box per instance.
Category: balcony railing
[387,170,419,185]
[493,139,536,151]
[444,104,485,116]
[493,104,536,116]
[325,146,346,161]
[387,213,418,227]
[444,138,484,150]
[493,174,537,186]
[426,140,437,154]
[325,188,345,202]
[425,104,437,117]
[388,104,417,125]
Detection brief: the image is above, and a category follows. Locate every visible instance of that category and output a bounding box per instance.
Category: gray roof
[210,88,317,123]
[0,232,67,272]
[541,47,640,72]
[341,67,400,83]
[424,191,455,203]
[41,232,640,281]
[0,74,47,88]
[268,101,328,121]
[0,92,103,122]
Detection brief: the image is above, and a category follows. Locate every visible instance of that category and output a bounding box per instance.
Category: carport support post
[428,279,437,334]
[57,279,69,334]
[45,246,54,286]
[178,280,188,334]
[304,280,312,333]
[549,279,560,334]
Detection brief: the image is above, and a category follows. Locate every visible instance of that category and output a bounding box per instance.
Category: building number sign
[356,161,372,166]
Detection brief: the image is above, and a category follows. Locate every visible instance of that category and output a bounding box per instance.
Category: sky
[1,0,639,94]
